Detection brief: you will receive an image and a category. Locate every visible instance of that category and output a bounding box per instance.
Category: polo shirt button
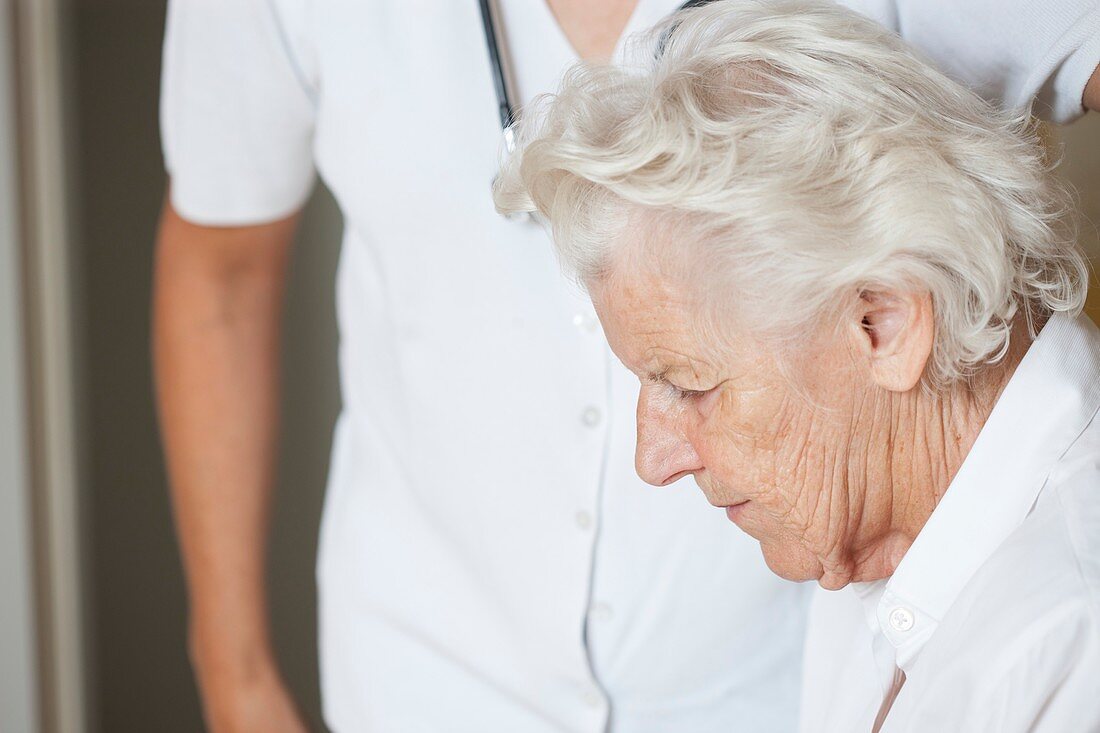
[575,511,593,530]
[582,687,603,708]
[581,406,602,427]
[591,602,613,622]
[573,312,600,333]
[888,606,915,632]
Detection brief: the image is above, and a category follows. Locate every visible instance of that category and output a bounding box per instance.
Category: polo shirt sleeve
[160,0,317,226]
[847,0,1100,123]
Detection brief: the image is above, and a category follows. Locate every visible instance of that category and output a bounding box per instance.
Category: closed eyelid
[665,380,716,402]
[642,361,721,402]
[657,369,718,392]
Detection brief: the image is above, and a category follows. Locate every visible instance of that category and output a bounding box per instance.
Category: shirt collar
[868,313,1100,670]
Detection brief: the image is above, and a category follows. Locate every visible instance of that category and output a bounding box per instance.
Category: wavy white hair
[493,0,1088,385]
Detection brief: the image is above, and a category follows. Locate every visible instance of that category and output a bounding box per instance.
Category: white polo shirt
[800,314,1100,733]
[160,2,1099,731]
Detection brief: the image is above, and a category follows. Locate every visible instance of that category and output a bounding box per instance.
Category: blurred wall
[68,2,1097,732]
[1050,114,1100,319]
[73,1,339,730]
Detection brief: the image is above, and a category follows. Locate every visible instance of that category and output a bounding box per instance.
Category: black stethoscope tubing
[477,0,519,152]
[476,1,719,153]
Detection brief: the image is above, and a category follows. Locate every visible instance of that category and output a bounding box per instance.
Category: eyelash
[671,385,707,400]
[648,372,714,403]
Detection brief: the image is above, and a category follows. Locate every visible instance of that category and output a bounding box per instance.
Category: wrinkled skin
[590,256,1012,590]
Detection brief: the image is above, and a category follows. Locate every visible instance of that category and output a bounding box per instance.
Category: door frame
[8,1,89,731]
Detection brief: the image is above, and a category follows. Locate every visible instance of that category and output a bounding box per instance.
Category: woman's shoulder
[921,473,1100,686]
[897,514,1100,731]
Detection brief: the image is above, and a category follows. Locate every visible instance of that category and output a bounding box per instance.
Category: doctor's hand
[191,636,311,733]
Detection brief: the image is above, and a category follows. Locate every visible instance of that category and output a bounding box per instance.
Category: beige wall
[1049,114,1100,320]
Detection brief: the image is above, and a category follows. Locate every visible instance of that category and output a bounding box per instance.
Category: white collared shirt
[801,313,1100,733]
[160,0,1099,730]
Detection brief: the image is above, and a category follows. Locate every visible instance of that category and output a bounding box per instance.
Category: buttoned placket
[877,589,937,671]
[864,591,936,731]
[572,305,613,730]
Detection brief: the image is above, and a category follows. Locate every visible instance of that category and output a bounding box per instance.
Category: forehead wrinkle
[597,234,733,387]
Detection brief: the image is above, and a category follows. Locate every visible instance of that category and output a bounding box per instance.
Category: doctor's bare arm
[152,196,310,733]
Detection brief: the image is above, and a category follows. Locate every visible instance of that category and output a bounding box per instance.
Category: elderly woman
[494,1,1100,731]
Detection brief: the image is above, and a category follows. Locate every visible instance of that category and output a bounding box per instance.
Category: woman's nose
[635,390,703,486]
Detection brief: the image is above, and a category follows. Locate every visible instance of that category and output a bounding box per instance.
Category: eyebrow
[650,360,718,388]
[642,345,714,385]
[645,367,670,384]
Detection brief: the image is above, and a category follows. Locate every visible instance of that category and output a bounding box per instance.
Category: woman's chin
[760,541,822,583]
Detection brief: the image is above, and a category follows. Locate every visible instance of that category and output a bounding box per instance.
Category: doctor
[153,1,1100,732]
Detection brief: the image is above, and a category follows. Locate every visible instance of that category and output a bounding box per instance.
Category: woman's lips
[725,501,750,522]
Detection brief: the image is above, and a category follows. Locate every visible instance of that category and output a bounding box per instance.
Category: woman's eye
[670,384,710,401]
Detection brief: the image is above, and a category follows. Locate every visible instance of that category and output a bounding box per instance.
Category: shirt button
[572,312,600,333]
[591,602,613,623]
[581,406,602,427]
[888,606,915,632]
[575,511,593,530]
[582,687,603,709]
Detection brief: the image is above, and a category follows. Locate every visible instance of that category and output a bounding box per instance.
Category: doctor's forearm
[152,198,298,718]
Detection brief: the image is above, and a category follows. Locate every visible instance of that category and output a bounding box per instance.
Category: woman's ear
[851,289,935,392]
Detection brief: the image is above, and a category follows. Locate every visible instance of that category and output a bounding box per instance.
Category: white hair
[493,0,1089,385]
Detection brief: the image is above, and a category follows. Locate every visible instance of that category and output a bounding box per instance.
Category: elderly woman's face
[591,262,894,587]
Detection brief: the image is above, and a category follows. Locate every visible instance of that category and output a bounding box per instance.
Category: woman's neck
[848,325,1032,583]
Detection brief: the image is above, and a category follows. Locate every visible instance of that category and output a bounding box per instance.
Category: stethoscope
[477,0,521,154]
[476,0,718,155]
